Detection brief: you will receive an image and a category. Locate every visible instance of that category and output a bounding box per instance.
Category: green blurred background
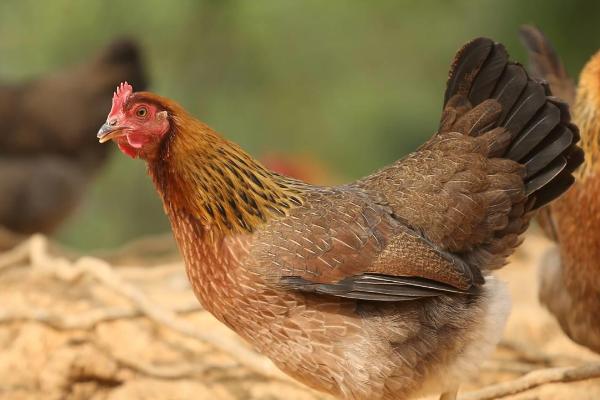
[1,0,597,250]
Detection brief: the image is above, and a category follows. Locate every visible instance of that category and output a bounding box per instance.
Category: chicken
[261,152,337,185]
[520,25,600,353]
[0,39,147,237]
[97,38,582,400]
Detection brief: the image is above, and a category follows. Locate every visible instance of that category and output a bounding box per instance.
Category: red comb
[108,81,133,118]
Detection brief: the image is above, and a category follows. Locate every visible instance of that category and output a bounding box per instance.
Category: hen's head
[97,82,170,159]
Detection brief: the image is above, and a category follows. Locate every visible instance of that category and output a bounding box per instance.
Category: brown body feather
[521,26,600,353]
[129,38,581,399]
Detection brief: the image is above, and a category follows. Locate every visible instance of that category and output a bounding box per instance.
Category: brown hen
[0,39,147,237]
[520,25,600,353]
[98,38,581,400]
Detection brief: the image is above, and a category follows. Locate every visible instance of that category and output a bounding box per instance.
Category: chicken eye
[136,107,148,117]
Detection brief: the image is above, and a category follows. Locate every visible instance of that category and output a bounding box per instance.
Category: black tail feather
[469,44,508,104]
[524,126,573,178]
[444,38,582,210]
[525,157,567,195]
[505,103,561,161]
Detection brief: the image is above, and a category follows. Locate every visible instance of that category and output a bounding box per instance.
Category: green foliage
[1,0,597,249]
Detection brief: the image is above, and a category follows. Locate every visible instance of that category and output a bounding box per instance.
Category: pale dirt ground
[0,231,598,400]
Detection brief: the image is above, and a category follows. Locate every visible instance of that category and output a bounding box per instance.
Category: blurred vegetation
[0,0,598,249]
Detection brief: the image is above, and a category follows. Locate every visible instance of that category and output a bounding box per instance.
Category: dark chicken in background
[98,38,581,400]
[0,39,147,237]
[520,25,600,353]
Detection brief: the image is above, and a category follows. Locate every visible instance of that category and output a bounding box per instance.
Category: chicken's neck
[575,54,600,179]
[148,119,304,238]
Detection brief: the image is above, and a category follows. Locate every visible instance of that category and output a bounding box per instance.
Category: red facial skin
[110,101,170,159]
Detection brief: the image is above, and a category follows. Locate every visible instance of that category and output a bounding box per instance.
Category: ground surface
[0,231,598,400]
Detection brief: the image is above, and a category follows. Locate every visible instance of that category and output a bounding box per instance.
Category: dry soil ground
[0,231,599,400]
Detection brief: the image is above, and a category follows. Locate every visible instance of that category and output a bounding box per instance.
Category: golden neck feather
[150,114,304,235]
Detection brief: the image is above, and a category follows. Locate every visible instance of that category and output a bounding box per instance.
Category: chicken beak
[97,122,126,143]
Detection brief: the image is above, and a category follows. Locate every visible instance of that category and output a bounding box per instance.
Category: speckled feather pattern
[134,38,582,399]
[357,129,528,271]
[169,206,509,399]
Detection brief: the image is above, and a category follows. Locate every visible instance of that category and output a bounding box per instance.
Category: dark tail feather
[443,38,583,210]
[518,25,576,105]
